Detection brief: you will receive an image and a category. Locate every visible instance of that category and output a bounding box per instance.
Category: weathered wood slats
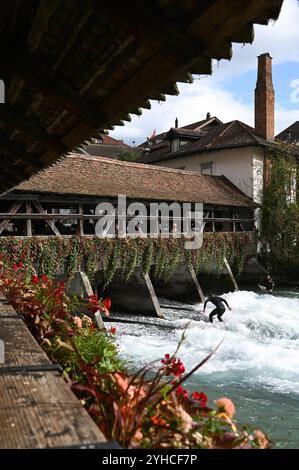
[0,299,107,448]
[0,372,105,449]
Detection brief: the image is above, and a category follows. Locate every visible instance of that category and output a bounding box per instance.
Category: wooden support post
[235,212,245,232]
[223,256,239,292]
[64,272,106,329]
[33,202,61,236]
[211,211,215,232]
[232,212,236,233]
[0,203,21,235]
[188,264,205,303]
[78,204,84,236]
[26,202,32,236]
[143,272,164,319]
[79,272,105,330]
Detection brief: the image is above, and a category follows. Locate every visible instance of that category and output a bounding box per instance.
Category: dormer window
[171,138,180,152]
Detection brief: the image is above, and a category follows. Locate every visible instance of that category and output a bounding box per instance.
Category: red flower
[12,263,19,271]
[192,391,208,407]
[161,354,185,377]
[88,294,100,314]
[110,326,116,335]
[161,353,171,364]
[32,275,39,285]
[172,358,185,377]
[102,297,112,311]
[42,274,48,282]
[18,262,23,268]
[175,385,189,400]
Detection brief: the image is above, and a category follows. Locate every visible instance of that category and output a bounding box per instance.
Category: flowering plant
[0,256,269,449]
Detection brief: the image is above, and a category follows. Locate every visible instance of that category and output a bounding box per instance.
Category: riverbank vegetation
[0,255,269,449]
[261,143,299,278]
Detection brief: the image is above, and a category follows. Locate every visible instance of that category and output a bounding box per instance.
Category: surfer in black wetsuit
[203,293,232,323]
[262,275,275,292]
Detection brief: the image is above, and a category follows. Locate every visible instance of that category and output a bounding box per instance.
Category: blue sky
[111,0,299,145]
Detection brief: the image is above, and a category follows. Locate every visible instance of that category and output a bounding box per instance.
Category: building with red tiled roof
[138,114,222,155]
[276,122,299,145]
[137,54,299,213]
[81,135,140,160]
[13,154,254,207]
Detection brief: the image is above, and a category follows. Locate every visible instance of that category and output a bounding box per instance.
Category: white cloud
[276,106,299,133]
[110,0,299,145]
[111,81,253,144]
[290,79,299,104]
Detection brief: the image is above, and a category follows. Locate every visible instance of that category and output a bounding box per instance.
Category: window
[171,139,180,152]
[200,162,213,175]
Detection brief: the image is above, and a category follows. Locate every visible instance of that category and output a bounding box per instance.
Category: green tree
[261,144,299,277]
[118,150,138,162]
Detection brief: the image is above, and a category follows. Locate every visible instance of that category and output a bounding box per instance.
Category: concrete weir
[152,262,205,304]
[94,267,163,318]
[63,256,240,319]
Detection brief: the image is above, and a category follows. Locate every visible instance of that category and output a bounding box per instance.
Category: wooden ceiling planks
[0,0,284,193]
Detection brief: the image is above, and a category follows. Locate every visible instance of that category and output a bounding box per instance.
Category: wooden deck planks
[0,317,50,368]
[0,299,107,448]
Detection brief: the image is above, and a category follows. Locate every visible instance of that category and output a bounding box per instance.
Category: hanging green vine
[141,239,154,274]
[103,238,122,287]
[0,232,250,285]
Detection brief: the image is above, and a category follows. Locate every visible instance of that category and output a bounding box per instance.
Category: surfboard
[196,312,210,323]
[258,284,274,293]
[258,284,267,291]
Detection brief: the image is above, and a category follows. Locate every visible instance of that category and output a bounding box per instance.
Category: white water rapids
[110,290,299,448]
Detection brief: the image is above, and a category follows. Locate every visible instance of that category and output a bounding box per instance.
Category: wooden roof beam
[0,45,107,129]
[88,0,209,66]
[141,100,151,110]
[27,0,61,51]
[0,169,20,188]
[176,73,193,84]
[0,132,45,169]
[0,0,19,34]
[160,83,180,96]
[187,0,282,57]
[101,55,211,123]
[0,104,67,155]
[0,159,26,183]
[231,23,255,44]
[150,93,166,102]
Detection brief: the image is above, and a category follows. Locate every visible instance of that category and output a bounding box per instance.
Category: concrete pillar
[94,267,163,318]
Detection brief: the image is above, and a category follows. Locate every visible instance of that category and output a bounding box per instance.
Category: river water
[109,289,299,448]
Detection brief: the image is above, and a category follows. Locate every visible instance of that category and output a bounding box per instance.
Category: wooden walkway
[0,297,107,449]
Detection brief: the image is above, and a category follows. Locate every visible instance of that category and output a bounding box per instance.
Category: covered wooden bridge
[0,153,256,316]
[0,0,284,194]
[0,153,255,237]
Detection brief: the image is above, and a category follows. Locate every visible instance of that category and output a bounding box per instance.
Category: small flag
[150,128,156,140]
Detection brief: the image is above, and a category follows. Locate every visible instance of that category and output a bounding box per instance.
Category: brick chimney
[255,53,275,141]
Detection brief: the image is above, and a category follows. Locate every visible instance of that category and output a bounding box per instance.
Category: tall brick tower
[255,53,275,141]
